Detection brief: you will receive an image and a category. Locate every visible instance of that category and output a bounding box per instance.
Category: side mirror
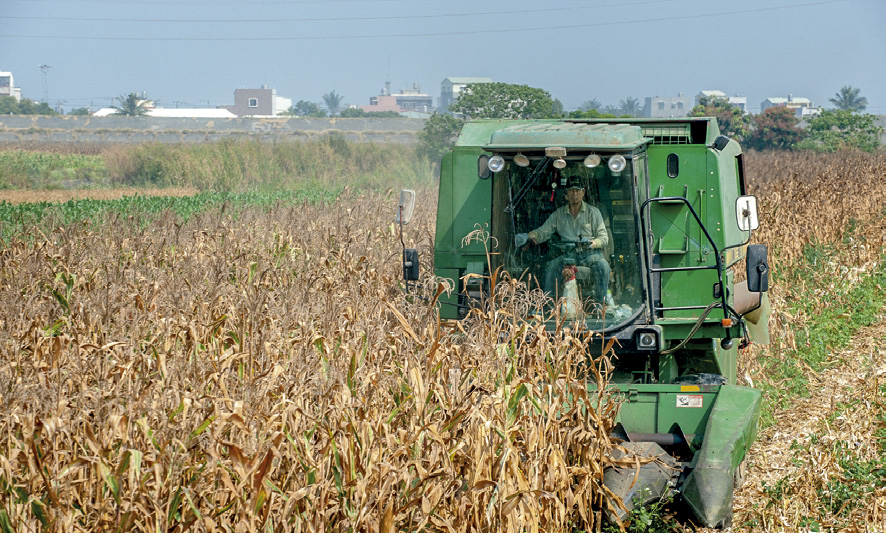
[747,244,769,293]
[395,189,415,225]
[736,195,759,231]
[403,249,419,281]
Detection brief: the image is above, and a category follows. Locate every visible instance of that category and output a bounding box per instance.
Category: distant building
[361,81,434,114]
[439,77,493,112]
[0,71,22,102]
[642,93,691,118]
[92,106,237,118]
[219,86,292,117]
[760,95,815,117]
[696,90,748,114]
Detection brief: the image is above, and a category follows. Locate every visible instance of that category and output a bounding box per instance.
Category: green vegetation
[758,241,886,425]
[322,90,345,116]
[283,100,327,117]
[110,92,151,116]
[0,189,339,242]
[796,109,883,152]
[449,82,556,119]
[0,96,56,115]
[338,108,403,118]
[690,95,753,141]
[829,85,868,112]
[1,138,433,192]
[0,150,107,189]
[416,113,465,164]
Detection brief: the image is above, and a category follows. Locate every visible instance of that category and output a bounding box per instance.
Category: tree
[68,107,90,116]
[0,96,57,115]
[322,90,344,116]
[745,106,806,151]
[285,100,326,117]
[567,109,618,119]
[795,109,882,152]
[618,97,641,117]
[689,95,752,141]
[579,99,603,112]
[828,85,867,112]
[111,93,150,116]
[449,82,555,119]
[417,112,465,164]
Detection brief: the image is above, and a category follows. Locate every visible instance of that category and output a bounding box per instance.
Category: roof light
[513,153,530,167]
[488,155,506,173]
[583,154,601,168]
[553,157,567,169]
[608,154,627,173]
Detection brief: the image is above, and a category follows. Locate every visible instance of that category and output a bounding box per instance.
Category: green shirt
[528,201,608,248]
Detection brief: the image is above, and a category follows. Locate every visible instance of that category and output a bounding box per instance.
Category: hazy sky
[1,0,884,114]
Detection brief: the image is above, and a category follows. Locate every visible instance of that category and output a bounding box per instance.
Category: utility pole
[38,64,52,103]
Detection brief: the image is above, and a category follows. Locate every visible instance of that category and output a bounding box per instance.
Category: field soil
[0,187,198,204]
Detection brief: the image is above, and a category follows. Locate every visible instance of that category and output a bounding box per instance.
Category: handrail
[639,196,732,343]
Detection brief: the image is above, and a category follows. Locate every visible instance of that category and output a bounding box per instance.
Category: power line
[0,0,850,41]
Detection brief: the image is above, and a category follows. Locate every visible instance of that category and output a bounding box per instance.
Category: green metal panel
[681,385,762,527]
[613,384,719,436]
[455,119,556,147]
[434,146,493,261]
[435,268,461,319]
[485,122,650,151]
[648,145,721,318]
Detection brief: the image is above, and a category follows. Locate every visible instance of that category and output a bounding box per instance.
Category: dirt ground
[0,187,198,205]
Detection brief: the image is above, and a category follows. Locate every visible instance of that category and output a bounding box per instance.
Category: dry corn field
[0,150,884,532]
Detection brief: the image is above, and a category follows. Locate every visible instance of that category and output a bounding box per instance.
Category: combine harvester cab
[400,117,770,527]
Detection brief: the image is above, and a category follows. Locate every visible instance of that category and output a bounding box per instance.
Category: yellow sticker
[680,385,700,392]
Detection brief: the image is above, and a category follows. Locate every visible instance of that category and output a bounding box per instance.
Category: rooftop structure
[642,93,691,118]
[362,82,434,114]
[219,86,292,117]
[439,77,493,112]
[0,71,22,102]
[696,90,748,114]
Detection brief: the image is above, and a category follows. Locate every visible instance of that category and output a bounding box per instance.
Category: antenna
[38,64,52,103]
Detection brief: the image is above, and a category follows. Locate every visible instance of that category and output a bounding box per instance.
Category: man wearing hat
[519,176,610,304]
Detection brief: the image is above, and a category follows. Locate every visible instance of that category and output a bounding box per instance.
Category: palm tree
[579,99,603,112]
[829,85,867,112]
[619,96,641,117]
[322,90,344,116]
[111,93,150,116]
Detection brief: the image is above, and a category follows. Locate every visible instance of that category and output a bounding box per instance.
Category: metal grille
[641,124,692,145]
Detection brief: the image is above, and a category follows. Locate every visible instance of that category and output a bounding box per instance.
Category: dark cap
[565,176,584,190]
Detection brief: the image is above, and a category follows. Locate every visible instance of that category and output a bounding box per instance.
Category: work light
[608,154,627,173]
[488,155,506,173]
[513,153,530,167]
[583,154,601,168]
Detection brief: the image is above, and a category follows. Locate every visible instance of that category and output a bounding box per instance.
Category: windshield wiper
[505,157,551,213]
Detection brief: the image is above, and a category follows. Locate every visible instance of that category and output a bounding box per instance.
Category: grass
[0,189,341,242]
[0,137,435,193]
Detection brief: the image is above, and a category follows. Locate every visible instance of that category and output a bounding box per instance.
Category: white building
[643,93,691,118]
[696,90,748,114]
[760,95,815,117]
[439,77,493,112]
[0,71,22,102]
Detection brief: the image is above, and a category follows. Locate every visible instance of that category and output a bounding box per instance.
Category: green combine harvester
[398,117,770,528]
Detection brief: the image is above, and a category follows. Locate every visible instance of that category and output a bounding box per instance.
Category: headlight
[513,153,530,167]
[488,155,506,173]
[608,154,627,173]
[636,330,659,351]
[552,157,567,169]
[583,154,601,168]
